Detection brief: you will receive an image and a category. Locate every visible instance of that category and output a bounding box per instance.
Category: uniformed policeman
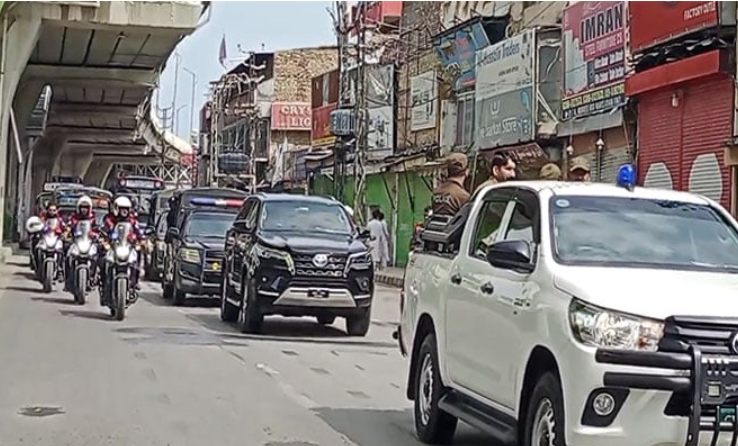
[431,153,470,217]
[539,163,563,180]
[569,157,591,182]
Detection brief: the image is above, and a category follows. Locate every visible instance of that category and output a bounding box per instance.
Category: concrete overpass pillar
[57,150,93,178]
[84,159,115,189]
[28,134,67,203]
[0,4,42,248]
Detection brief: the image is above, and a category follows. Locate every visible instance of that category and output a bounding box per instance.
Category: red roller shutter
[637,74,733,209]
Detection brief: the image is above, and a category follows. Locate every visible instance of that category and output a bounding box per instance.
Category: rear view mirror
[486,240,534,273]
[358,228,371,239]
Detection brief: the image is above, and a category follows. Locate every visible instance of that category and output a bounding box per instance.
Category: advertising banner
[271,102,312,131]
[311,103,337,147]
[562,1,626,120]
[366,64,394,159]
[475,29,535,149]
[630,1,719,53]
[410,71,438,131]
[433,19,490,91]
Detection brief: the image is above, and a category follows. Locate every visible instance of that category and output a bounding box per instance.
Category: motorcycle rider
[38,202,65,280]
[64,196,99,291]
[101,196,143,296]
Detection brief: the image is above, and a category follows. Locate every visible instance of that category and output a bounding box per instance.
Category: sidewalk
[375,267,404,288]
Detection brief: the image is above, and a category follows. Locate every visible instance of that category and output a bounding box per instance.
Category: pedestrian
[377,210,391,268]
[474,153,516,195]
[431,153,470,217]
[569,157,591,182]
[539,163,563,181]
[366,209,388,271]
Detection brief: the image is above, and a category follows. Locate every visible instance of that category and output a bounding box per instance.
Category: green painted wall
[395,171,434,266]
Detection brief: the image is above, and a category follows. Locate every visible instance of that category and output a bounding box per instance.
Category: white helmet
[114,196,132,213]
[26,216,44,234]
[77,195,92,210]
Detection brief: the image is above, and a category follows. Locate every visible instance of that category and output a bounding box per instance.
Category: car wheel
[220,271,238,322]
[239,277,263,334]
[163,283,173,299]
[413,333,457,444]
[345,306,371,337]
[523,372,566,446]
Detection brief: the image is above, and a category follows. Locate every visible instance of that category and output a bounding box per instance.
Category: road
[0,257,489,446]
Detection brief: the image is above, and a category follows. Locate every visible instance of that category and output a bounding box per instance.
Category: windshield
[260,201,352,234]
[551,196,738,272]
[185,212,235,238]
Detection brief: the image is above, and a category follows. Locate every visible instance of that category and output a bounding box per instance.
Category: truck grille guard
[596,316,738,446]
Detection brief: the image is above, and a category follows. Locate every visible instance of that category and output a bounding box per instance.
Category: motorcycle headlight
[69,244,80,257]
[253,244,294,273]
[180,248,201,264]
[55,239,63,250]
[569,299,664,352]
[115,245,131,262]
[77,239,92,255]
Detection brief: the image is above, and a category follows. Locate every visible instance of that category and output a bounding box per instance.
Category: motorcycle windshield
[114,222,132,244]
[75,220,92,238]
[45,218,58,231]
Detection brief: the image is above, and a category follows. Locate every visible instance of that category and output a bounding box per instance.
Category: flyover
[0,1,206,252]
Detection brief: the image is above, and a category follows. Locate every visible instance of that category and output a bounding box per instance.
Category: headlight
[253,244,294,273]
[180,248,201,264]
[69,244,80,257]
[569,299,664,352]
[347,252,372,272]
[55,239,63,250]
[76,239,92,255]
[115,245,131,262]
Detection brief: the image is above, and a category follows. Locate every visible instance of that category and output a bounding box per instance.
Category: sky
[158,1,336,140]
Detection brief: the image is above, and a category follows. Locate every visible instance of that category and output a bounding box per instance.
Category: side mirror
[233,219,253,231]
[144,227,155,236]
[359,228,371,238]
[485,240,534,273]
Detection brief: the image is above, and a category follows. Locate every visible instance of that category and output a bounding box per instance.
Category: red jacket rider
[40,203,64,235]
[68,196,98,238]
[103,196,142,244]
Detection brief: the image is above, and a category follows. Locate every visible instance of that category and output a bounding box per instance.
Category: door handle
[480,282,495,295]
[450,273,462,285]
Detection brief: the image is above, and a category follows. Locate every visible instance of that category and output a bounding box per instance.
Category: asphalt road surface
[0,257,490,446]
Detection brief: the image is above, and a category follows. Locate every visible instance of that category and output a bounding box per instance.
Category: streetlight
[182,66,198,140]
[175,104,188,133]
[171,51,182,133]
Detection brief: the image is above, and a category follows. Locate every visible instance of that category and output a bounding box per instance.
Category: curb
[376,272,403,288]
[0,246,12,264]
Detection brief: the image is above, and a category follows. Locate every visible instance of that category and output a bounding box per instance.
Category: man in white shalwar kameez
[366,209,388,271]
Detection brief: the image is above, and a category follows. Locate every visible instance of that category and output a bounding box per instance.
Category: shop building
[626,1,736,211]
[560,1,631,182]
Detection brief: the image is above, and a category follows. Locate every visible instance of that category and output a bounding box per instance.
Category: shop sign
[630,2,719,53]
[312,103,337,147]
[271,102,312,131]
[433,19,490,91]
[410,71,438,131]
[562,1,626,120]
[475,29,535,149]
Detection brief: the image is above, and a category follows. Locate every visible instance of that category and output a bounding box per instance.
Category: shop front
[626,50,734,210]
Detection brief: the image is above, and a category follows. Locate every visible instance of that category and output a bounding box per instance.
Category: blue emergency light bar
[190,197,244,207]
[616,163,636,191]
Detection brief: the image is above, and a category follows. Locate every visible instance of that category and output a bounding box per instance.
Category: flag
[218,34,227,69]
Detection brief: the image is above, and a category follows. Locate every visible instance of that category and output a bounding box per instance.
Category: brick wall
[397,1,443,151]
[273,47,339,103]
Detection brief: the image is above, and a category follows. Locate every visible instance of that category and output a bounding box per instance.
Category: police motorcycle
[34,217,65,292]
[100,222,138,321]
[25,216,45,274]
[66,220,97,304]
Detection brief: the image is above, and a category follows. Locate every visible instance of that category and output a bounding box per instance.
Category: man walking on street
[431,153,470,217]
[475,153,516,194]
[569,157,591,182]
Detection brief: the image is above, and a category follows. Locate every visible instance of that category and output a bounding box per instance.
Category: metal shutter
[599,148,631,183]
[680,75,733,209]
[637,88,681,189]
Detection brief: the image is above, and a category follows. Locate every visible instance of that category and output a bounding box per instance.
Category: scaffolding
[203,55,265,191]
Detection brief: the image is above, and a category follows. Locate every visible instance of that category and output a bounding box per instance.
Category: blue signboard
[433,20,490,91]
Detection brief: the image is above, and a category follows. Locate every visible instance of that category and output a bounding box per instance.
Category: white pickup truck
[398,172,738,446]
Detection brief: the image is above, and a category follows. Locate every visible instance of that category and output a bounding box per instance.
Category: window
[455,94,475,147]
[185,212,237,238]
[502,191,540,245]
[260,201,352,234]
[550,196,738,272]
[470,200,511,259]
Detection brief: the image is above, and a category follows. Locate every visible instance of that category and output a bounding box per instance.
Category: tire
[114,278,127,321]
[173,288,186,306]
[219,272,238,322]
[522,372,566,446]
[74,268,88,305]
[345,306,372,337]
[43,261,54,294]
[413,333,457,444]
[317,315,336,325]
[239,277,263,334]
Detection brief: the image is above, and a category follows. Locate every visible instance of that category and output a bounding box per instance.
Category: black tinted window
[185,212,236,238]
[260,201,352,234]
[470,200,510,259]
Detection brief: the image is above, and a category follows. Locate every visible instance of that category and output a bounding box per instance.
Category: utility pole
[353,1,368,225]
[183,66,198,138]
[333,1,348,204]
[171,52,181,135]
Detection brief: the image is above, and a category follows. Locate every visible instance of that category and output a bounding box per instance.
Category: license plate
[307,289,329,298]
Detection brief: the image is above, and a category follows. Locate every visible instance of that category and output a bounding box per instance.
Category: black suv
[220,194,374,336]
[162,188,248,305]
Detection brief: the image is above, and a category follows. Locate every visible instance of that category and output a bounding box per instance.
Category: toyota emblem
[731,332,738,355]
[313,254,329,268]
